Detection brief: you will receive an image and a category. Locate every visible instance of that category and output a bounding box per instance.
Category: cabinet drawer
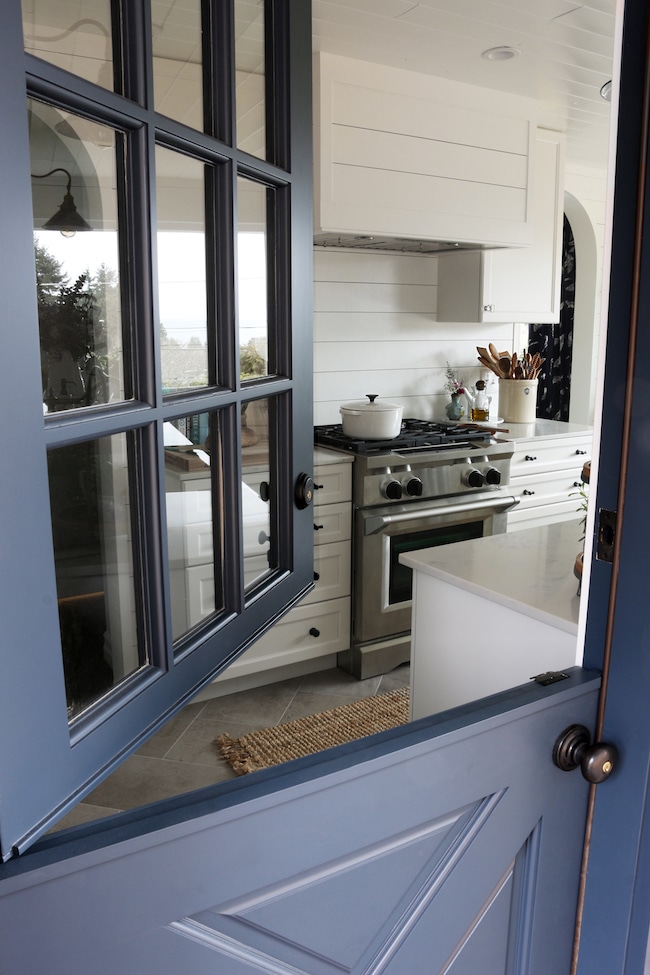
[313,463,352,506]
[508,504,583,532]
[225,597,351,678]
[313,501,352,546]
[510,437,591,477]
[511,470,585,511]
[303,541,351,605]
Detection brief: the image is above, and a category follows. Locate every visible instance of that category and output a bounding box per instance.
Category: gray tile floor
[53,663,410,833]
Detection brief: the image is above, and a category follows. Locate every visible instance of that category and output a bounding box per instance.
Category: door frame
[574,0,650,969]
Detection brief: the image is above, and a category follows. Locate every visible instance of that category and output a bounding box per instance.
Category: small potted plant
[572,465,590,594]
[444,362,466,420]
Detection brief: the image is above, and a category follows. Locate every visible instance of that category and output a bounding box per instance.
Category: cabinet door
[481,130,565,323]
[436,130,564,324]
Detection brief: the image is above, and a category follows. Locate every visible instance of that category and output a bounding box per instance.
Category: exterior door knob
[552,724,618,783]
[295,472,314,508]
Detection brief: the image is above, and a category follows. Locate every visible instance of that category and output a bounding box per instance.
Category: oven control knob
[404,477,423,497]
[463,468,485,488]
[383,479,403,500]
[484,467,501,485]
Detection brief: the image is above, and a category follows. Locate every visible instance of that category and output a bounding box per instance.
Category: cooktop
[314,419,494,456]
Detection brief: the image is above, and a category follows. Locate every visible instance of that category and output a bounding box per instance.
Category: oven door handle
[363,495,520,536]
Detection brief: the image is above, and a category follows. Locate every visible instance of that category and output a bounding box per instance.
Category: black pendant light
[31,167,92,237]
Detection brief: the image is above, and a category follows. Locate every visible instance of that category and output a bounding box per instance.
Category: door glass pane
[238,177,269,379]
[235,0,266,159]
[29,99,127,413]
[241,397,273,589]
[164,411,223,640]
[48,433,145,722]
[21,0,114,90]
[152,0,203,130]
[156,146,209,393]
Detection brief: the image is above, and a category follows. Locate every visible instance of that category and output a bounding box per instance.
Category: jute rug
[216,687,409,775]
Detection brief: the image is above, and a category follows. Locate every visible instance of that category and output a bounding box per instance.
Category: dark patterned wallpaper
[528,215,575,421]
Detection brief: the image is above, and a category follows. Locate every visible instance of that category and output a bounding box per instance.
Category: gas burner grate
[314,419,492,455]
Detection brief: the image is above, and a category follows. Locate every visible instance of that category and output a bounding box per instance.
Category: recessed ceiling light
[481,46,520,61]
[600,80,612,101]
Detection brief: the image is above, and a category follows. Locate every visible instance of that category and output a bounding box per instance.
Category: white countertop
[401,519,582,634]
[494,418,592,441]
[314,446,354,466]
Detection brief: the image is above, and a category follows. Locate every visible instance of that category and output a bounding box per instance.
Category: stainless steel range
[314,419,518,679]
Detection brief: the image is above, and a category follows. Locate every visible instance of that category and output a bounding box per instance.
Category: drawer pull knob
[313,571,320,581]
[314,483,324,490]
[524,454,537,461]
[309,627,320,638]
[314,523,324,531]
[575,449,587,455]
[522,489,536,496]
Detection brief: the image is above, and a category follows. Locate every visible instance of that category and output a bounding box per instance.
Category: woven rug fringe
[216,687,409,775]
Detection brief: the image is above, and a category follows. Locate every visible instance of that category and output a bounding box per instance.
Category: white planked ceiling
[312,0,617,169]
[23,0,617,171]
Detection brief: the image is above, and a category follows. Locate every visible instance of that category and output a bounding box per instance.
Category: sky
[35,229,267,346]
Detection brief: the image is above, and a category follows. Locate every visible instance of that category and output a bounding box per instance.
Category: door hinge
[597,508,617,563]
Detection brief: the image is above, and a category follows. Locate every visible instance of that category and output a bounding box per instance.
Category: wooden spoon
[477,355,503,377]
[499,355,511,378]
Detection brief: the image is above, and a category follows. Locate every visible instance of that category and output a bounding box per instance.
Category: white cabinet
[215,452,353,683]
[507,430,591,531]
[165,466,272,636]
[437,130,565,324]
[314,53,538,249]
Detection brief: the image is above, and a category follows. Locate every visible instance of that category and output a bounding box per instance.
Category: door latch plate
[597,508,616,562]
[532,671,570,686]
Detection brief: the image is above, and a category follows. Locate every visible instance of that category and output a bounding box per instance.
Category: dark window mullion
[120,0,152,109]
[217,158,244,615]
[219,401,244,615]
[214,159,237,393]
[129,422,168,672]
[274,182,292,379]
[274,390,293,572]
[203,0,234,144]
[116,0,170,668]
[204,164,220,389]
[266,0,291,169]
[263,184,278,378]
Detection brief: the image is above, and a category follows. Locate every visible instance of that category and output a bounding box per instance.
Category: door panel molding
[0,671,599,974]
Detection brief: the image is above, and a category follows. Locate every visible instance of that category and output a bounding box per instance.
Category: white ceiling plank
[312,0,616,167]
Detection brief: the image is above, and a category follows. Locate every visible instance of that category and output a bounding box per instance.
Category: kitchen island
[402,518,583,720]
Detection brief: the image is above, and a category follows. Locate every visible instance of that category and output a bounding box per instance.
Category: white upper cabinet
[436,130,565,324]
[313,53,538,249]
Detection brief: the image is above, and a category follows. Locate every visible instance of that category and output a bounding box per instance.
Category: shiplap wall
[313,168,607,427]
[313,246,522,425]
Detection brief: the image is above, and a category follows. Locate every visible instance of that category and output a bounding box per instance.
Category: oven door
[353,493,519,646]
